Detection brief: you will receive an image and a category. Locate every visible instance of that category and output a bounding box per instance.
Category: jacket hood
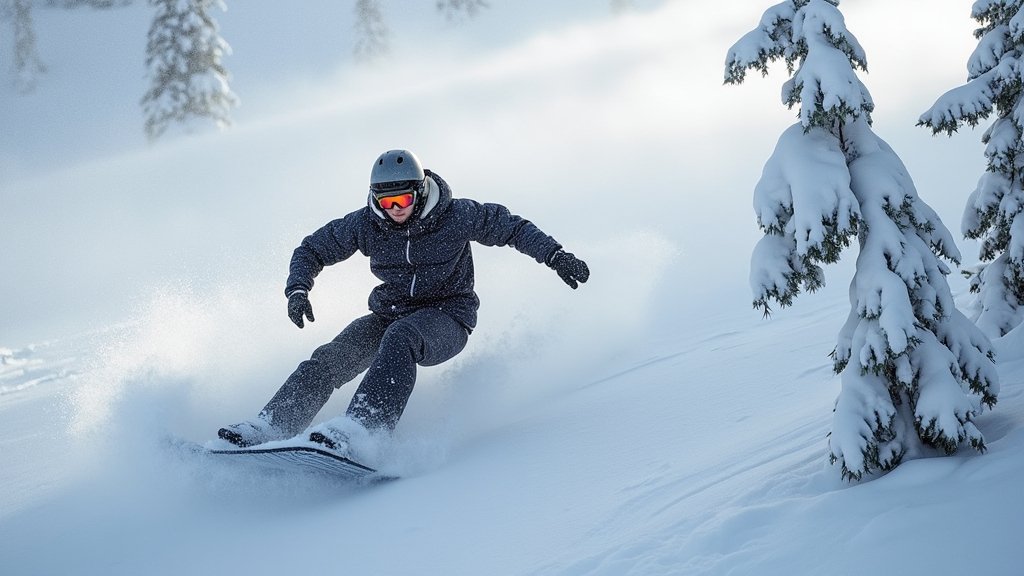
[367,170,452,229]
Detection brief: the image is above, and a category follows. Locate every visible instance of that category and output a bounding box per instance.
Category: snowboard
[208,443,390,483]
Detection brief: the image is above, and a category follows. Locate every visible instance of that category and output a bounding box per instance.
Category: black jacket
[285,171,561,330]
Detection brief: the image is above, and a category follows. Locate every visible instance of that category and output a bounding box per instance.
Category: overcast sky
[0,0,991,345]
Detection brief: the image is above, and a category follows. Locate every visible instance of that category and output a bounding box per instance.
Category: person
[217,149,590,454]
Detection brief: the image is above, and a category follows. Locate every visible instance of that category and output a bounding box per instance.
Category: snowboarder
[218,149,590,454]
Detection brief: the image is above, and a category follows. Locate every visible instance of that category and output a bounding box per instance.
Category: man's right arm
[285,214,362,297]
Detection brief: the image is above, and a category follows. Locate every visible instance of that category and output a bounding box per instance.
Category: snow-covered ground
[2,1,1022,574]
[2,285,1022,575]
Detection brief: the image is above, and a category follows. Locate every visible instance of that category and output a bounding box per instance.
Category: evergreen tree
[141,0,237,141]
[1,1,130,92]
[351,0,624,61]
[610,0,636,14]
[354,0,490,62]
[920,0,1024,338]
[1,0,47,92]
[726,0,999,481]
[45,1,131,7]
[436,0,488,21]
[353,0,388,63]
[43,0,129,6]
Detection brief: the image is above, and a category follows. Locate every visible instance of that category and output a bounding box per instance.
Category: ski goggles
[375,192,416,210]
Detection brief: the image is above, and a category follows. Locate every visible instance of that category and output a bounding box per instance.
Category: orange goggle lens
[376,193,415,210]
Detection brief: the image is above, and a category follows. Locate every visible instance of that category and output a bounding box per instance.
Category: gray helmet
[369,149,425,195]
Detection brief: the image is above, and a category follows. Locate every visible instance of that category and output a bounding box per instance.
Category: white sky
[0,0,991,344]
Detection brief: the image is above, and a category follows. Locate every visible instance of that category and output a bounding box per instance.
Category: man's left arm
[468,200,590,289]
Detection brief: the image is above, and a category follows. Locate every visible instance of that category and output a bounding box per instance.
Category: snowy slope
[2,1,1022,575]
[1,287,1022,575]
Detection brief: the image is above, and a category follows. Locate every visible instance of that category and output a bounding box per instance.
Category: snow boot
[217,415,284,448]
[309,426,351,453]
[307,416,371,455]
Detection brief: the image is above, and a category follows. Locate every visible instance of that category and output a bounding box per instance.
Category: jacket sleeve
[466,200,562,264]
[284,213,362,296]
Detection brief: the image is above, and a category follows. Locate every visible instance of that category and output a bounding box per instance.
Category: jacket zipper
[406,229,416,297]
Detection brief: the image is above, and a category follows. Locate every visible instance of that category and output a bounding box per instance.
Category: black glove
[287,290,315,328]
[547,249,590,289]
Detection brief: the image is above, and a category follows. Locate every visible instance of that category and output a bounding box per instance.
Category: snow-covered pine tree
[436,0,489,21]
[1,1,129,91]
[354,1,491,61]
[610,0,636,13]
[353,0,388,63]
[141,0,237,141]
[726,0,999,481]
[49,1,131,7]
[919,0,1024,338]
[1,0,47,92]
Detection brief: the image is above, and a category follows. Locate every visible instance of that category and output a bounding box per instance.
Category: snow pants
[260,308,469,435]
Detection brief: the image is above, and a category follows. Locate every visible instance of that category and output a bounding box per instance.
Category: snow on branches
[727,0,999,481]
[920,0,1024,338]
[749,123,858,311]
[725,0,872,131]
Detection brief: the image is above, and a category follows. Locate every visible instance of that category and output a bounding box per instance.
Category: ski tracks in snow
[525,309,844,576]
[534,417,836,576]
[0,342,81,397]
